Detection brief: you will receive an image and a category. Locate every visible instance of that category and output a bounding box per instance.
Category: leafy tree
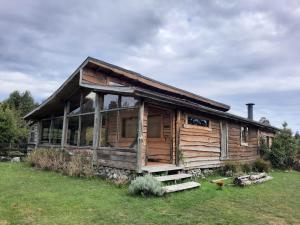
[0,104,18,145]
[5,90,38,116]
[270,122,297,169]
[295,131,300,154]
[259,117,271,126]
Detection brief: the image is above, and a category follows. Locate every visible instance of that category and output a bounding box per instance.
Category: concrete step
[155,173,192,182]
[163,181,200,193]
[142,165,183,174]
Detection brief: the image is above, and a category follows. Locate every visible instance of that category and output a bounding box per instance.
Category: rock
[11,157,20,162]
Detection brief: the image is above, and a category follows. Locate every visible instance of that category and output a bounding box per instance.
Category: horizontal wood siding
[96,147,136,170]
[180,113,221,169]
[227,123,259,162]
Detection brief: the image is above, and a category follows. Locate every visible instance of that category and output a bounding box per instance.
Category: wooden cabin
[25,57,278,173]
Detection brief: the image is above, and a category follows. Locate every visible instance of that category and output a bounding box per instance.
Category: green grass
[0,163,299,225]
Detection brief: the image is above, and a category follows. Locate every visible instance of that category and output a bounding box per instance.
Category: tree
[295,131,300,155]
[5,90,38,116]
[0,104,18,145]
[259,117,271,126]
[270,122,297,169]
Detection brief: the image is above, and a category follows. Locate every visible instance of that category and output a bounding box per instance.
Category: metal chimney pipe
[246,103,255,120]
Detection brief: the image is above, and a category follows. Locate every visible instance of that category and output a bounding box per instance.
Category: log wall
[227,123,259,162]
[179,113,222,169]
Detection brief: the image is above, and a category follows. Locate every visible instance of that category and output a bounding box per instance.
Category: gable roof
[24,57,278,132]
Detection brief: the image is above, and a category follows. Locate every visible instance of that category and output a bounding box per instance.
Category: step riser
[155,174,192,182]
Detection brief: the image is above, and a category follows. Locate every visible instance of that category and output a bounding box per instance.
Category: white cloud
[0,71,61,101]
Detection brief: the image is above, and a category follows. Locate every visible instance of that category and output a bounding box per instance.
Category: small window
[122,117,138,138]
[103,94,119,110]
[187,115,209,127]
[121,96,138,108]
[241,126,249,145]
[148,115,161,138]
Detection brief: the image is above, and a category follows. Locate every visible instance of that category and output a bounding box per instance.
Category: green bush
[128,175,165,197]
[269,122,297,169]
[241,163,252,173]
[252,158,271,172]
[221,161,240,176]
[259,137,270,159]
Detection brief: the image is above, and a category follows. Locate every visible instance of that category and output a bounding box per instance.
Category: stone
[11,157,20,162]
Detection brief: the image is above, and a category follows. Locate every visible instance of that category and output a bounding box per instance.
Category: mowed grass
[0,163,299,225]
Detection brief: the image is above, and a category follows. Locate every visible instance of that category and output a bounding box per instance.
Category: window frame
[240,125,249,146]
[185,114,211,130]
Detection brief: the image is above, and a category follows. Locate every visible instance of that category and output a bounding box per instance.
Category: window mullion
[77,92,83,147]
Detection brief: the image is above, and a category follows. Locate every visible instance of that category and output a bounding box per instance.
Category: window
[81,92,96,113]
[51,118,63,144]
[67,116,79,146]
[122,117,138,138]
[103,94,119,110]
[148,115,161,138]
[121,96,138,108]
[241,126,249,145]
[41,120,51,143]
[187,115,209,127]
[80,114,94,146]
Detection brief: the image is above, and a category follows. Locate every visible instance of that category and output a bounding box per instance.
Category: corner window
[187,115,209,127]
[241,126,249,145]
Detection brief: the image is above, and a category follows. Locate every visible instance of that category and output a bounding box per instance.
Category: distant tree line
[0,90,38,150]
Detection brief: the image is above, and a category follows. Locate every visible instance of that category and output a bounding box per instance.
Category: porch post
[175,109,181,166]
[92,93,103,164]
[137,100,145,173]
[61,101,70,149]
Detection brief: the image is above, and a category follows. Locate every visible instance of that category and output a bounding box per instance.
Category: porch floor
[142,163,183,174]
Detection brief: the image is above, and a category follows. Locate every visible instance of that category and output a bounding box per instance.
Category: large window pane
[80,114,94,146]
[103,94,119,110]
[67,116,79,146]
[148,115,161,138]
[81,92,96,113]
[121,96,138,108]
[51,118,63,144]
[69,92,81,115]
[41,120,51,143]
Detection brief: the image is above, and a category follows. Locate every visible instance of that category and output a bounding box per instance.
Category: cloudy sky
[0,0,299,132]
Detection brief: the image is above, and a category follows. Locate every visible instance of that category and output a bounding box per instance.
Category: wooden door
[146,106,173,164]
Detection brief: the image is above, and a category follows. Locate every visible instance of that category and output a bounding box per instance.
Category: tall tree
[270,122,297,168]
[0,104,18,145]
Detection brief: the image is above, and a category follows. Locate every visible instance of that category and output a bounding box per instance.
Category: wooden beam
[175,110,181,166]
[61,101,70,149]
[92,93,103,164]
[136,100,145,173]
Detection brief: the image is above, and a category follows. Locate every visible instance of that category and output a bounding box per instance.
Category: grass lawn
[0,163,299,225]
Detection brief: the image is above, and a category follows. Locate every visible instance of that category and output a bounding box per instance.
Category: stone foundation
[96,166,137,182]
[186,168,216,178]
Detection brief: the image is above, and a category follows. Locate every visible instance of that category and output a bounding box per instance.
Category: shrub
[259,137,270,159]
[241,163,252,173]
[221,161,240,176]
[252,158,271,172]
[27,148,94,178]
[269,122,297,169]
[128,175,165,197]
[66,155,94,178]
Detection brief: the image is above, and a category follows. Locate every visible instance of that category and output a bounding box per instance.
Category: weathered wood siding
[96,147,136,170]
[180,113,221,169]
[227,123,259,162]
